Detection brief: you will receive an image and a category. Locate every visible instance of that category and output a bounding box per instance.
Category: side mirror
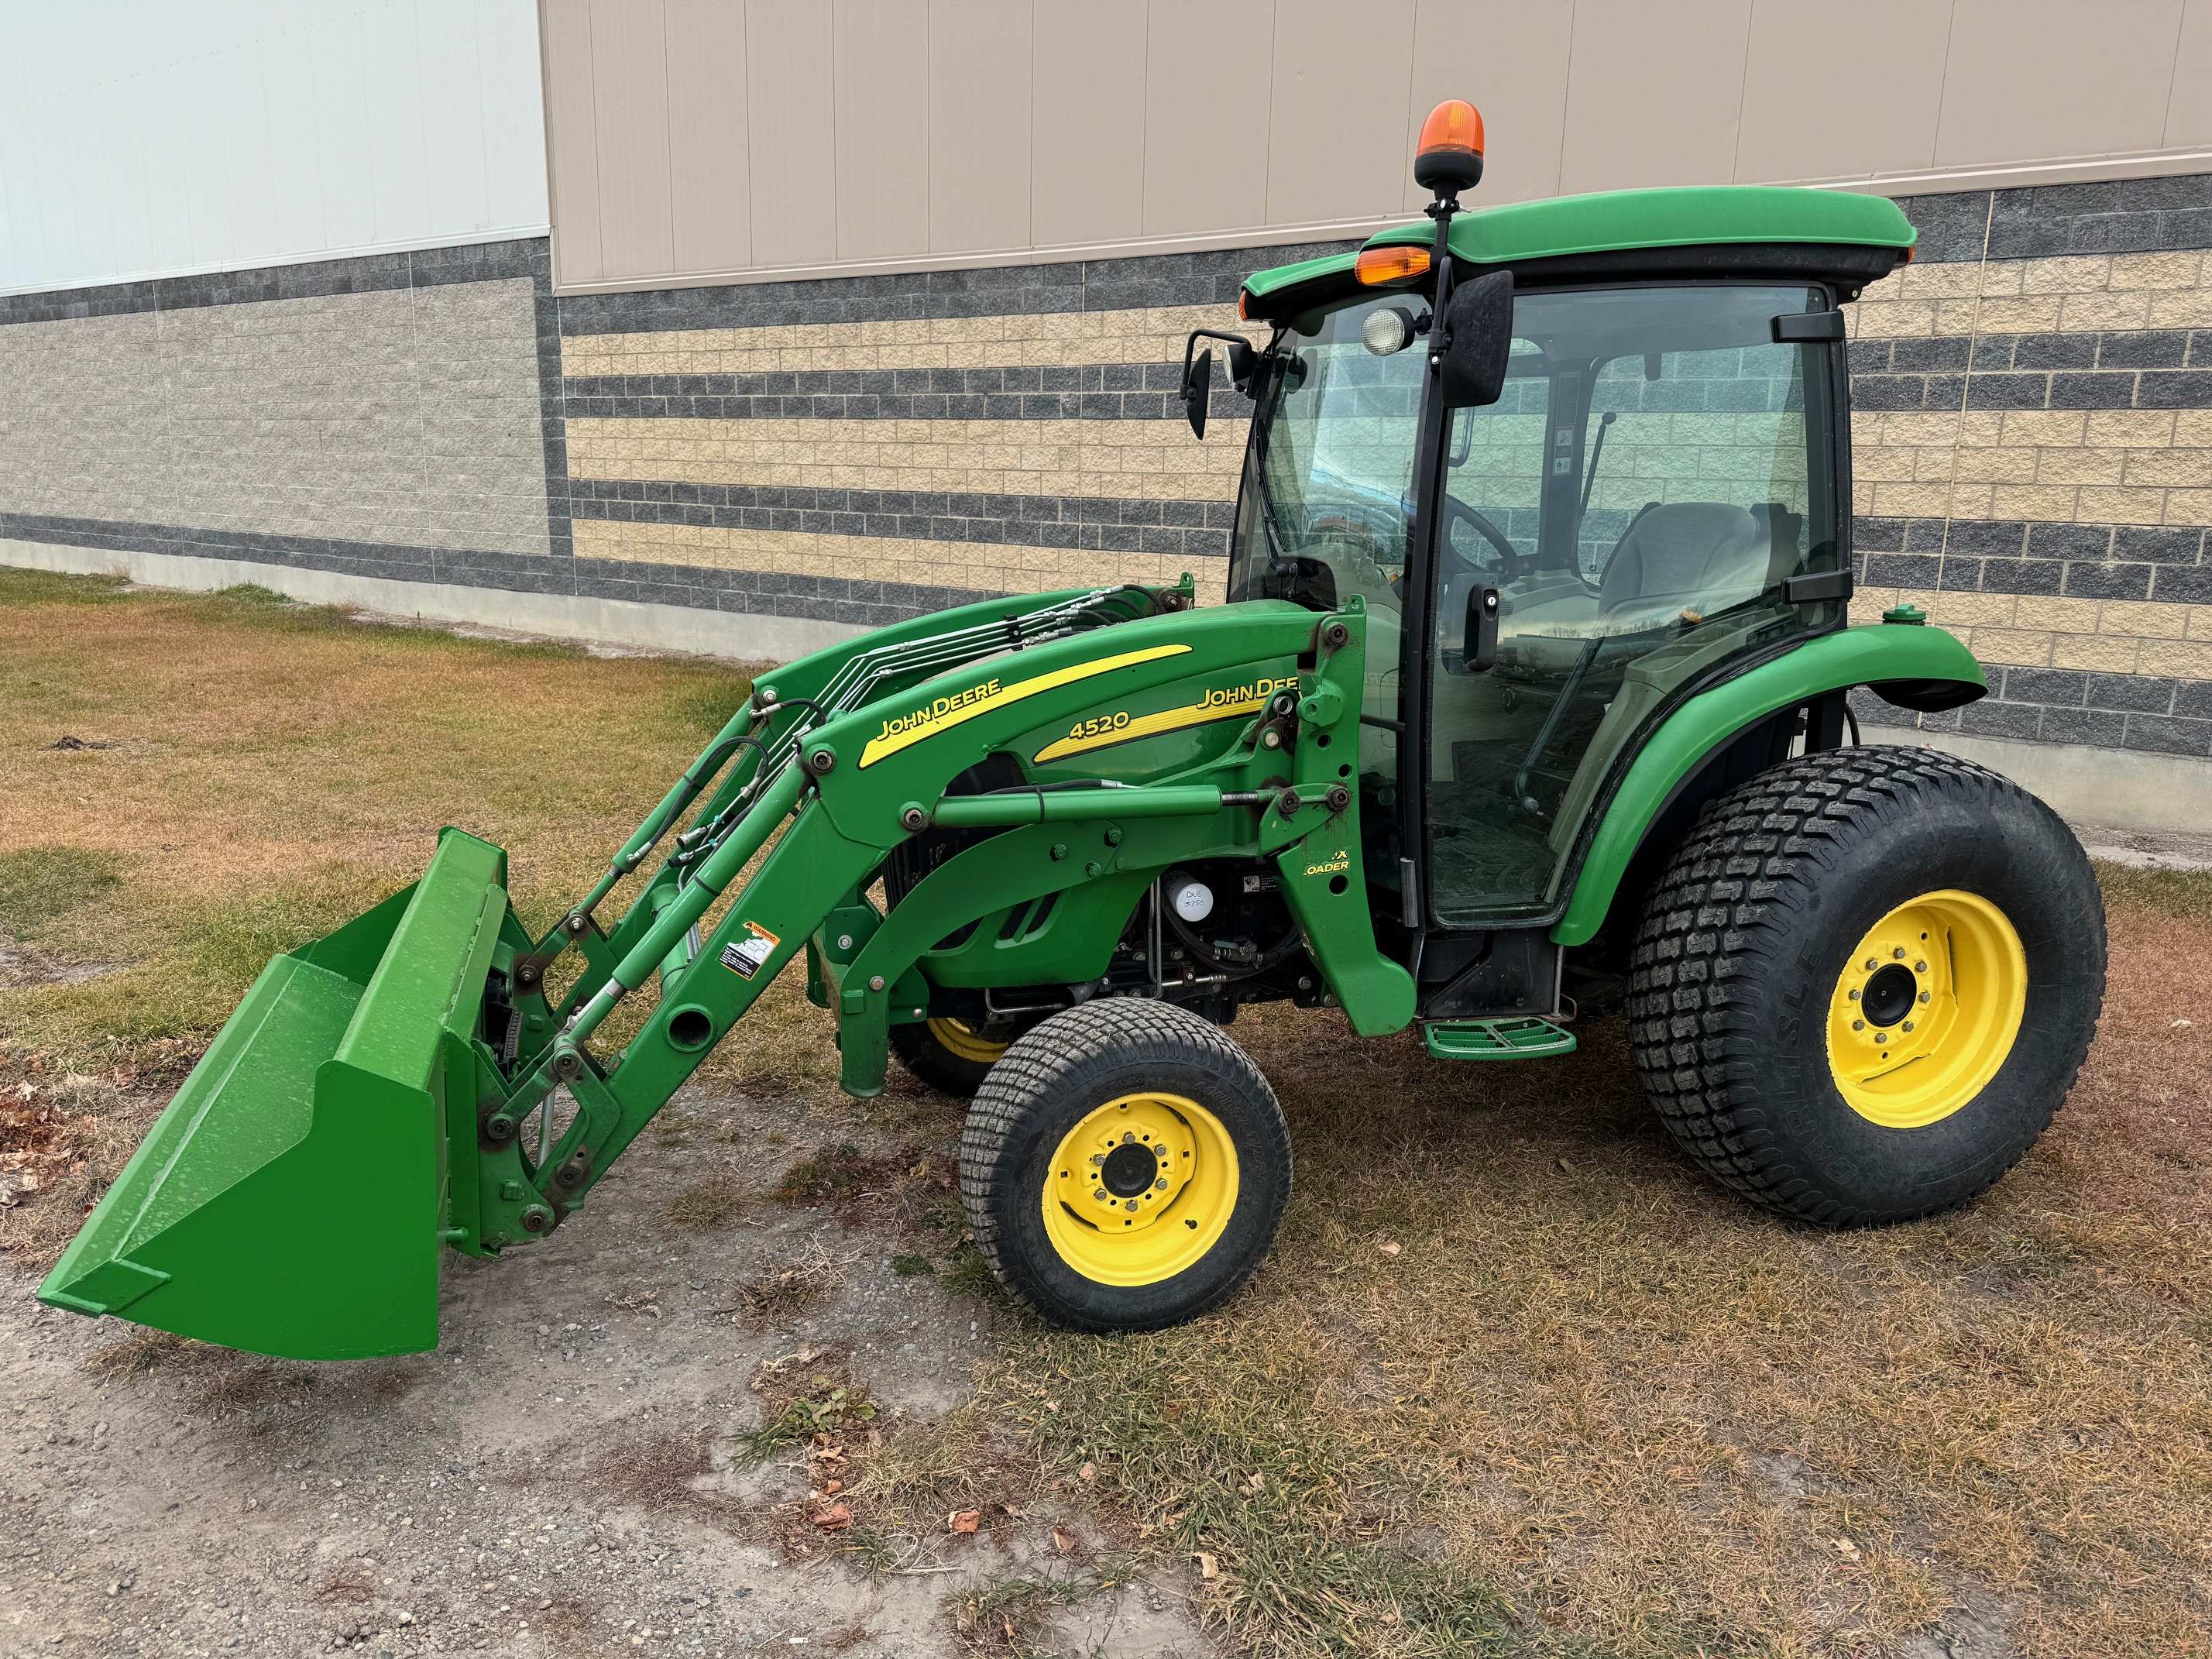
[1438,269,1514,410]
[1182,347,1213,438]
[1180,329,1261,439]
[1462,583,1501,672]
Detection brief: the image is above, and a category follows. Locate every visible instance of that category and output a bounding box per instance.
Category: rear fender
[1551,623,1984,948]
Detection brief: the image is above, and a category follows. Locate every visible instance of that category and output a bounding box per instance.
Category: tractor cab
[1200,106,1911,973]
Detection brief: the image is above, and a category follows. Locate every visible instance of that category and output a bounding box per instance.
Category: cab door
[1421,283,1846,928]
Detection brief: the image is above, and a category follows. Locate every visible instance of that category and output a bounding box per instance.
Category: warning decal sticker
[719,919,781,979]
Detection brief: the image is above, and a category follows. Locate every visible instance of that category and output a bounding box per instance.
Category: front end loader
[42,101,2105,1355]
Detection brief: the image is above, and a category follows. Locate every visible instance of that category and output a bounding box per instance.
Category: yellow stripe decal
[857,644,1192,768]
[1033,690,1271,764]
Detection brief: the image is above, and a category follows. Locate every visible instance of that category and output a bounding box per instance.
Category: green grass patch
[0,568,131,606]
[0,846,124,939]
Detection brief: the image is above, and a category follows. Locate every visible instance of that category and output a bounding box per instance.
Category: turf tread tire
[1626,745,2104,1228]
[959,999,1290,1332]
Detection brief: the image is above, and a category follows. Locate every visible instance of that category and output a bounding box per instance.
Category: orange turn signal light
[1413,98,1486,195]
[1353,245,1432,287]
[1237,287,1255,320]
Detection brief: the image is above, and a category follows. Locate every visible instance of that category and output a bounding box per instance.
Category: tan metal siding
[538,0,2212,294]
[833,0,932,260]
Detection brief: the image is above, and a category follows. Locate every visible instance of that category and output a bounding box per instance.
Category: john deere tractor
[42,102,2104,1357]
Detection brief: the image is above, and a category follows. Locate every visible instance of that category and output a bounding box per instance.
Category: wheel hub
[1100,1140,1159,1197]
[1860,962,1919,1027]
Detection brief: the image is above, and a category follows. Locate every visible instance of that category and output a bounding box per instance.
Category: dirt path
[0,1096,1212,1659]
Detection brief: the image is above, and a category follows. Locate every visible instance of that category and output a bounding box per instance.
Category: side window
[1579,336,1813,608]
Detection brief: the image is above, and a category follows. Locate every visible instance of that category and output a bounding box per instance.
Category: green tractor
[41,102,2104,1358]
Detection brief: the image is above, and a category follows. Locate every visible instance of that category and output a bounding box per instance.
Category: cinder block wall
[1846,180,2212,757]
[4,178,2212,761]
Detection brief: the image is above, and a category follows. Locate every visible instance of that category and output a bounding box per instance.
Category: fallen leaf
[1245,1472,1266,1493]
[823,1478,843,1495]
[1195,1551,1219,1581]
[948,1509,981,1534]
[814,1502,852,1532]
[1555,1156,1575,1173]
[1051,1525,1076,1554]
[1077,1461,1096,1482]
[1377,1239,1402,1257]
[1832,1537,1860,1562]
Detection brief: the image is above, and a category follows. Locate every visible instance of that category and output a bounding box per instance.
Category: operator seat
[1489,500,1800,684]
[1599,501,1776,620]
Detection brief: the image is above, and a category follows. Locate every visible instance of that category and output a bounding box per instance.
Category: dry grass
[9,569,2211,1656]
[953,880,2212,1659]
[0,570,762,1077]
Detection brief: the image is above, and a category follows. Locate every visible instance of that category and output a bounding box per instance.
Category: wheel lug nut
[1918,991,1931,1004]
[1848,988,1860,1001]
[1915,960,1928,974]
[1852,1019,1865,1031]
[1892,947,1907,960]
[1864,958,1877,971]
[1901,1020,1915,1032]
[1125,1199,1139,1212]
[1153,1178,1168,1191]
[1093,1189,1109,1202]
[1875,1032,1887,1043]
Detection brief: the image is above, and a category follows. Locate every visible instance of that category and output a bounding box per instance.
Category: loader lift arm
[465,583,1408,1258]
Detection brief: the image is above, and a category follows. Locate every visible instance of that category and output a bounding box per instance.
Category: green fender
[1550,623,1984,948]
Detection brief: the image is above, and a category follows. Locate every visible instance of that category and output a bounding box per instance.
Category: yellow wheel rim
[1040,1094,1240,1287]
[1826,889,2027,1129]
[929,1017,1008,1064]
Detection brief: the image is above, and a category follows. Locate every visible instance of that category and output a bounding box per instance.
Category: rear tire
[1627,747,2104,1226]
[959,1000,1291,1332]
[889,1016,1015,1098]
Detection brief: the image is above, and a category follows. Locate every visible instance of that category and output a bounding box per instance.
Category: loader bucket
[37,829,510,1360]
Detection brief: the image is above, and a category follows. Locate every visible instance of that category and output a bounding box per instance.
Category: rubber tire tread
[959,999,1291,1332]
[1626,745,2105,1228]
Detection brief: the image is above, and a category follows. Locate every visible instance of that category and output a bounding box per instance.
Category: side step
[1424,1017,1577,1061]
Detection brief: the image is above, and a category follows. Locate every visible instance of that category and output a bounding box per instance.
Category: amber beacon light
[1413,98,1486,197]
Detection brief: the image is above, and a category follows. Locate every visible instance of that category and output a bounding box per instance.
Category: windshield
[1226,293,1431,617]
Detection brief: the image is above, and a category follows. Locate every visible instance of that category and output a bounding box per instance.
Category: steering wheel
[1441,498,1524,584]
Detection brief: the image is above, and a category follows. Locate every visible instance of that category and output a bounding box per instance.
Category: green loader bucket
[37,829,511,1360]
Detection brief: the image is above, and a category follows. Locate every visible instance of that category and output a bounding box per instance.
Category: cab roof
[1239,184,1917,321]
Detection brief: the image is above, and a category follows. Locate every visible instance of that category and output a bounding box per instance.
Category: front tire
[958,1001,1291,1331]
[890,1016,1015,1098]
[1627,747,2104,1226]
